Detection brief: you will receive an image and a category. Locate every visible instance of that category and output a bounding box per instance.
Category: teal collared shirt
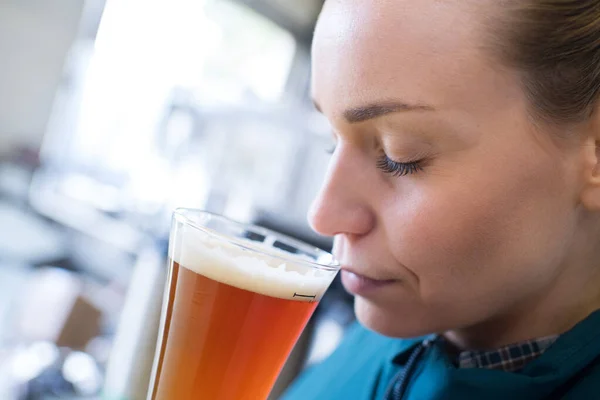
[282,310,600,400]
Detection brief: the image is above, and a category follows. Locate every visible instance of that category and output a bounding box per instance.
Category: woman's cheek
[385,184,508,290]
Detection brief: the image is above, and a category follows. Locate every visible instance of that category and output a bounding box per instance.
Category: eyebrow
[313,99,436,123]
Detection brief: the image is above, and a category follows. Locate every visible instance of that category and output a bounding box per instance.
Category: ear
[579,119,600,211]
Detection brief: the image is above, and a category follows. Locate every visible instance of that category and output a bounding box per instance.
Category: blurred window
[40,0,298,217]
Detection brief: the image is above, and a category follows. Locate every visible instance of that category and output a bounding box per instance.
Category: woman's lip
[341,269,397,295]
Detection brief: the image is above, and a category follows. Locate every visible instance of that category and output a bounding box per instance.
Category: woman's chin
[354,297,437,339]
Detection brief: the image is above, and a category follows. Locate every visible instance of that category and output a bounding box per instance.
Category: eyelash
[376,154,423,177]
[325,144,423,177]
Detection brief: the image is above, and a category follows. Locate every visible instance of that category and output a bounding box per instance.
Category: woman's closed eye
[376,153,423,177]
[325,144,424,177]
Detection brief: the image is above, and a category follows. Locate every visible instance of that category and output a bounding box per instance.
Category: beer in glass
[147,209,339,400]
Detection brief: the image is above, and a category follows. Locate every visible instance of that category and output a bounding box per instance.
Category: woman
[282,0,600,399]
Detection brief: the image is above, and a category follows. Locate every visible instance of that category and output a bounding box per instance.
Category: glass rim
[173,208,340,272]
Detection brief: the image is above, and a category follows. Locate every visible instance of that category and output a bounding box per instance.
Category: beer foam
[171,226,337,301]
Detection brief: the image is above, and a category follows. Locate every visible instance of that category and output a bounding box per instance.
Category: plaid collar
[455,335,559,372]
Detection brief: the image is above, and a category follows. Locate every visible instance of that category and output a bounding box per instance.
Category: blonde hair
[494,0,600,125]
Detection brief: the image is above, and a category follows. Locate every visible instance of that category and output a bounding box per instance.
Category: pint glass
[147,209,339,400]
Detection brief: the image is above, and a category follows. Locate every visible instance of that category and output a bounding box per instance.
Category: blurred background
[0,0,356,398]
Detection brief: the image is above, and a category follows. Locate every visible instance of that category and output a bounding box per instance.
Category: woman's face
[310,0,585,337]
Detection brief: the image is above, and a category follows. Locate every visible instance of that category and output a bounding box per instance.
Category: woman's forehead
[311,0,515,122]
[313,0,484,53]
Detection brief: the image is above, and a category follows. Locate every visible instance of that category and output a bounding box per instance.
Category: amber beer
[148,210,338,400]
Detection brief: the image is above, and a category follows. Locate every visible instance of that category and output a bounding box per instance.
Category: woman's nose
[308,144,376,238]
